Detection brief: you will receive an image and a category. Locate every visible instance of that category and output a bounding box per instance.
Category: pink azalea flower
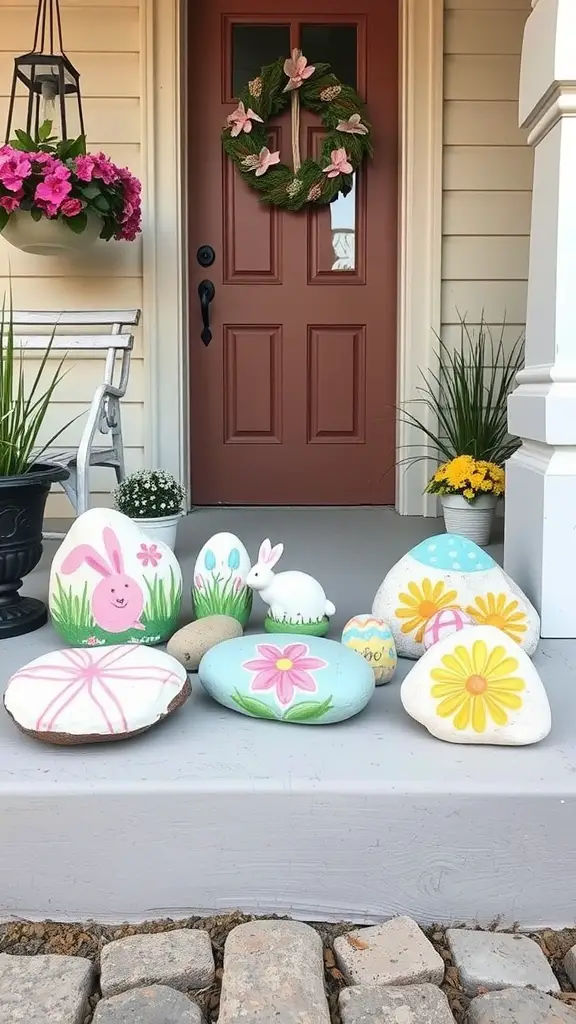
[336,113,369,136]
[242,642,327,706]
[60,197,84,217]
[35,173,72,208]
[92,152,118,185]
[0,189,23,213]
[0,152,32,192]
[242,147,281,177]
[74,155,96,181]
[283,50,315,92]
[322,147,353,178]
[227,101,264,137]
[136,543,163,569]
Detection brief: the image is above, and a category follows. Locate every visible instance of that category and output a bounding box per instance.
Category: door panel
[188,0,398,505]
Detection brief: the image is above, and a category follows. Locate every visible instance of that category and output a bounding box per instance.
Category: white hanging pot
[131,514,181,552]
[441,493,498,547]
[1,209,102,256]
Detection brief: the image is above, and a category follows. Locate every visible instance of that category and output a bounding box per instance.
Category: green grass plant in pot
[0,296,71,637]
[399,316,524,545]
[114,470,187,552]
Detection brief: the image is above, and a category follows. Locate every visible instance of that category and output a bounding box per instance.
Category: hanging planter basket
[1,209,102,256]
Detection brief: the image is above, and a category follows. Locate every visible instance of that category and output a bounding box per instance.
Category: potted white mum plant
[114,470,186,551]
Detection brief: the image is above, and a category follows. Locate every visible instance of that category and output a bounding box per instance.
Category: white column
[504,0,576,637]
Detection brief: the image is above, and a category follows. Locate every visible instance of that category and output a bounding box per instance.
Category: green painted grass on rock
[263,614,329,637]
[192,572,252,627]
[50,570,182,646]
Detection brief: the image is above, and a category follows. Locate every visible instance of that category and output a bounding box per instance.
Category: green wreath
[222,50,373,212]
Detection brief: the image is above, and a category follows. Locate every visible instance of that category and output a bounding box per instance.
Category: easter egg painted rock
[423,608,475,651]
[401,625,551,746]
[4,644,191,745]
[192,532,252,627]
[372,534,540,660]
[341,614,397,684]
[198,634,375,724]
[49,508,183,647]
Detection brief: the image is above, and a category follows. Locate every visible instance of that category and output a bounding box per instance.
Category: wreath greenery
[221,51,373,212]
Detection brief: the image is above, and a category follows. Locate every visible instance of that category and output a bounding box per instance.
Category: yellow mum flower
[431,639,525,732]
[466,593,528,644]
[463,488,475,500]
[395,578,459,643]
[479,479,493,491]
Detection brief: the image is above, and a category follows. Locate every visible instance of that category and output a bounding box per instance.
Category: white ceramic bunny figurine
[246,538,336,635]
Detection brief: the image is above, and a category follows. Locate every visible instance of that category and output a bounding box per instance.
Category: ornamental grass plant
[399,315,524,481]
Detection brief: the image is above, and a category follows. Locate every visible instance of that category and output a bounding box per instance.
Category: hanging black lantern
[5,0,85,144]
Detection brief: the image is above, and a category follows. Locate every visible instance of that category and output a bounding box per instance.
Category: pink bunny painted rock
[49,508,183,647]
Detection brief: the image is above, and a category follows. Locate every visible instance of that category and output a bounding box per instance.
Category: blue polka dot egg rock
[341,614,397,685]
[372,534,540,660]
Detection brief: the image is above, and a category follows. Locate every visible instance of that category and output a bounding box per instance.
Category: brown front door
[188,0,398,504]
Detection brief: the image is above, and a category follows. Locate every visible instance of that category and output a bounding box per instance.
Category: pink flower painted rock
[423,608,476,651]
[49,508,183,646]
[4,644,191,745]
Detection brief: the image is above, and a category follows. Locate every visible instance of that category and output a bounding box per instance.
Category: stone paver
[0,952,93,1024]
[333,916,445,987]
[218,919,330,1023]
[99,929,214,998]
[446,929,560,996]
[339,983,455,1023]
[468,987,576,1023]
[564,945,576,987]
[93,985,203,1023]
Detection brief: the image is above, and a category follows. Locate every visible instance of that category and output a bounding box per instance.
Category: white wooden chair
[12,309,140,517]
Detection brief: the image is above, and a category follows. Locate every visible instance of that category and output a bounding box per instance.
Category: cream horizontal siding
[442,0,532,356]
[0,0,143,517]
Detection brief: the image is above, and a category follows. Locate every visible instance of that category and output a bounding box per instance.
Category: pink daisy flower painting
[242,641,327,707]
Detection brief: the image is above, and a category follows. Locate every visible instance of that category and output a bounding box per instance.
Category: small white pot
[1,209,102,256]
[132,514,181,552]
[441,493,498,547]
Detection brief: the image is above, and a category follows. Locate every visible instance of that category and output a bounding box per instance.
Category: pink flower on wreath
[242,146,281,177]
[227,100,264,137]
[35,173,72,209]
[322,147,353,178]
[0,151,32,192]
[336,112,369,136]
[242,642,327,707]
[283,50,315,91]
[137,543,163,569]
[60,197,84,218]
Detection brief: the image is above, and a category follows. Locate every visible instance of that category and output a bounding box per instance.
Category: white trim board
[142,0,444,516]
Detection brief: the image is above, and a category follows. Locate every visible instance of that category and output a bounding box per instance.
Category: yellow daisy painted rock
[372,534,540,660]
[401,625,551,745]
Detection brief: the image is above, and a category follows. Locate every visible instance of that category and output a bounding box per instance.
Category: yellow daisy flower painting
[395,578,458,643]
[430,639,525,733]
[465,593,528,645]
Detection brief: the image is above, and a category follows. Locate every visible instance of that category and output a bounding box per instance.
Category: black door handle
[198,279,215,346]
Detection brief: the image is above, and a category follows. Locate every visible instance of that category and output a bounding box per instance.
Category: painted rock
[423,608,475,651]
[372,534,540,660]
[198,634,375,724]
[401,625,551,746]
[167,614,243,670]
[4,645,190,745]
[49,508,183,647]
[192,532,252,627]
[341,614,397,685]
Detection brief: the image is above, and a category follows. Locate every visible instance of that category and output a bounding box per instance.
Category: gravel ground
[1,915,576,1024]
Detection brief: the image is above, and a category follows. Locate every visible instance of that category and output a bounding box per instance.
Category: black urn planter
[0,463,69,639]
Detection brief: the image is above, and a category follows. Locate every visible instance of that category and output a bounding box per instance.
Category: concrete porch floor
[1,507,575,928]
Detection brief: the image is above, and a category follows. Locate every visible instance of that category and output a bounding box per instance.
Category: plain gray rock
[0,952,94,1024]
[93,985,203,1023]
[218,919,330,1023]
[564,945,576,988]
[334,916,445,987]
[167,616,242,670]
[339,983,455,1023]
[468,987,576,1023]
[446,930,560,997]
[99,929,214,998]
